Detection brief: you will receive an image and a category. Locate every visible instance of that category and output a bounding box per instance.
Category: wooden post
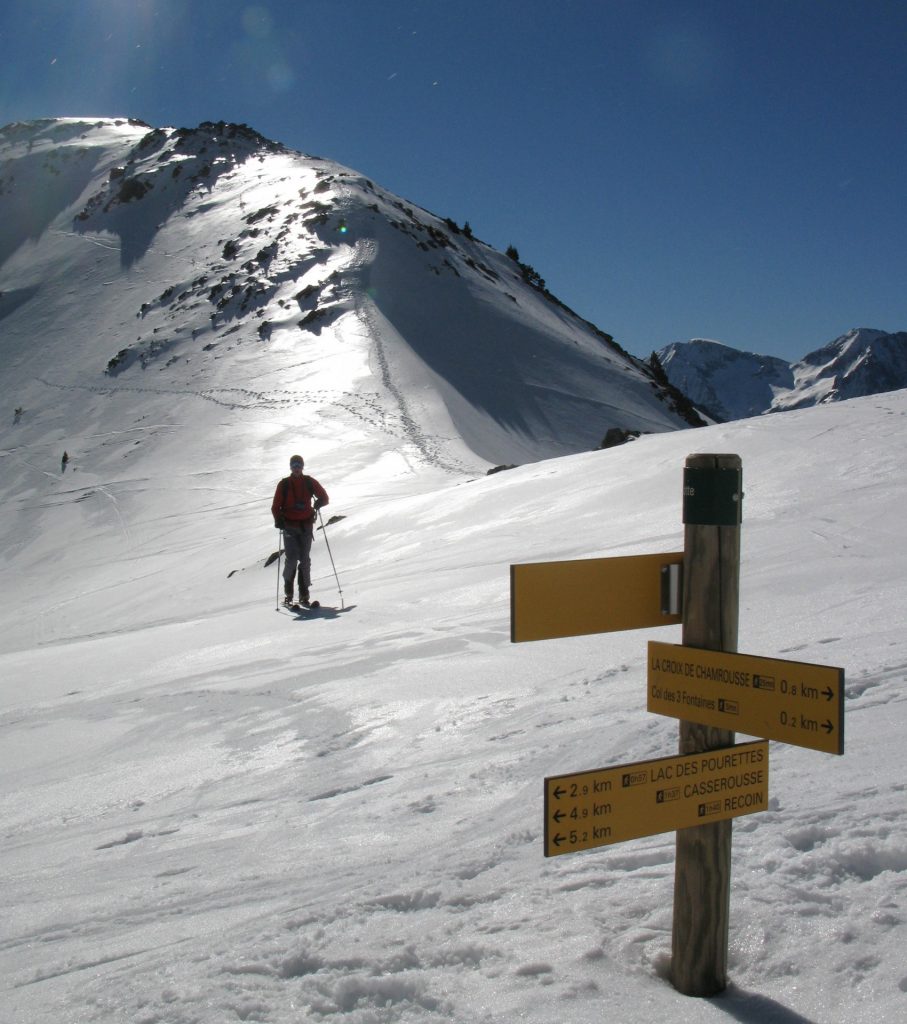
[671,453,742,996]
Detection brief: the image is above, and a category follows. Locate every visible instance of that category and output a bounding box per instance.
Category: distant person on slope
[272,454,329,607]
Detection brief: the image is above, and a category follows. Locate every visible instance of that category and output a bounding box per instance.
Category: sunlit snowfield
[3,391,906,1023]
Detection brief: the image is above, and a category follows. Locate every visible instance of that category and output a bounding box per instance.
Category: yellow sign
[648,642,844,755]
[544,740,768,856]
[511,552,683,643]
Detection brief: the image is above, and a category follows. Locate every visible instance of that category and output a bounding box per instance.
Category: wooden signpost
[671,453,742,996]
[510,451,846,998]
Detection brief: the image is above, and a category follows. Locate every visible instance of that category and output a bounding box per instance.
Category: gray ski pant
[282,524,314,593]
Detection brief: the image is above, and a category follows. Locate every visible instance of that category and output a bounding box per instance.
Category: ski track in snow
[356,295,470,477]
[31,369,469,472]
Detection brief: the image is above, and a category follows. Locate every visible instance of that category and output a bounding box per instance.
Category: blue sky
[1,0,905,361]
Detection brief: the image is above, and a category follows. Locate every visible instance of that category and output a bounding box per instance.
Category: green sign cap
[683,466,743,526]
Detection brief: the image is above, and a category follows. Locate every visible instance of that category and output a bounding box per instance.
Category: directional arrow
[543,740,770,856]
[647,641,844,755]
[552,786,567,800]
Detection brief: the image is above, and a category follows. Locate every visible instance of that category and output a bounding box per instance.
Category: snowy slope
[3,376,907,1024]
[2,118,907,1024]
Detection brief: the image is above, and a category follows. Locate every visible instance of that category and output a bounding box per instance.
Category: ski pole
[317,508,344,609]
[275,530,284,610]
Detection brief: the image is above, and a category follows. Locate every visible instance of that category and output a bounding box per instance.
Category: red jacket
[272,474,329,526]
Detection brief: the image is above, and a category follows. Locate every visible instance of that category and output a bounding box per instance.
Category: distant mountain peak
[782,328,907,411]
[655,339,793,422]
[656,330,907,421]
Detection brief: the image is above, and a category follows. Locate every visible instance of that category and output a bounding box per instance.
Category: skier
[61,450,69,472]
[271,454,329,608]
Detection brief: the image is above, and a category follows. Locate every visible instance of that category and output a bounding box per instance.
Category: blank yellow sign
[510,552,683,642]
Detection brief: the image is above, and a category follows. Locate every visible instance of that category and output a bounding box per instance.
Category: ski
[281,600,321,613]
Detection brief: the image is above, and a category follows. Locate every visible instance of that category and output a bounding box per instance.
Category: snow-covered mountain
[774,328,907,412]
[0,116,702,481]
[656,329,907,421]
[652,339,793,422]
